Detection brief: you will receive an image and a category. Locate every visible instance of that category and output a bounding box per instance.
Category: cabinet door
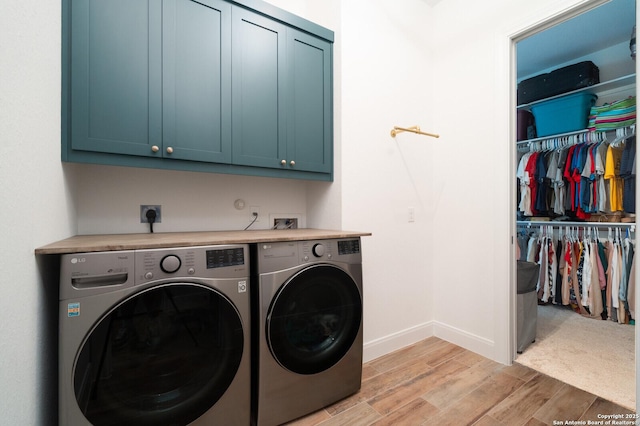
[231,8,287,169]
[163,0,232,163]
[286,30,332,173]
[71,0,162,157]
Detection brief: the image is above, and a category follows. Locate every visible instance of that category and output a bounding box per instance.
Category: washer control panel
[135,245,248,283]
[301,241,334,261]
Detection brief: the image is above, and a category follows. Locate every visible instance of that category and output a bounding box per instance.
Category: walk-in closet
[514,0,636,410]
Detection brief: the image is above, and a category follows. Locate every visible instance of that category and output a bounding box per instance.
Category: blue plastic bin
[530,92,597,137]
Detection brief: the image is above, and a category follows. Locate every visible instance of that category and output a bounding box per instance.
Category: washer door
[74,283,244,426]
[267,264,362,375]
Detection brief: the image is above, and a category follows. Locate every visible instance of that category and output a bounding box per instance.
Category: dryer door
[73,283,244,426]
[267,264,362,375]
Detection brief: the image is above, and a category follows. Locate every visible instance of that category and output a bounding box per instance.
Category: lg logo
[70,257,86,264]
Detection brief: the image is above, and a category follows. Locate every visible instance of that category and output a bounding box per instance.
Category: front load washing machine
[252,238,363,426]
[59,244,251,426]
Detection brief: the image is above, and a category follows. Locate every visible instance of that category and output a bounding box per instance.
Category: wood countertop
[35,229,372,255]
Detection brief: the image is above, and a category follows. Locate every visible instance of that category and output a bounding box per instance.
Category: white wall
[428,0,623,363]
[339,0,437,359]
[1,2,77,424]
[74,164,311,234]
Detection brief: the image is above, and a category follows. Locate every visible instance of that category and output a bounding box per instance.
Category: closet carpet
[515,304,636,410]
[286,336,635,426]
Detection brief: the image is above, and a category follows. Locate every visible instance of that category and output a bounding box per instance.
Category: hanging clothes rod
[516,129,590,146]
[390,125,440,139]
[516,125,635,153]
[517,220,635,232]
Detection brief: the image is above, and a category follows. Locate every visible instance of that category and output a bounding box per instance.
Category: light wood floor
[287,337,635,426]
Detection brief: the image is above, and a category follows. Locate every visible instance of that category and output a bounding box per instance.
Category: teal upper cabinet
[287,30,332,173]
[163,0,232,163]
[231,9,287,169]
[232,8,332,174]
[69,0,161,157]
[69,0,231,163]
[63,0,333,181]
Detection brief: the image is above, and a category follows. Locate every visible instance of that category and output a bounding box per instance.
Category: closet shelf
[516,73,636,110]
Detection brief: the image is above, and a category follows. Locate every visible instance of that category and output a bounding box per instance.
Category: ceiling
[517,0,635,77]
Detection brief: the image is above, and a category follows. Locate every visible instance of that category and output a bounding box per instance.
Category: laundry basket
[516,261,539,353]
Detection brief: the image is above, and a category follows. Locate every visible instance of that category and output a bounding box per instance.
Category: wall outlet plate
[140,205,162,223]
[273,217,298,229]
[269,213,302,229]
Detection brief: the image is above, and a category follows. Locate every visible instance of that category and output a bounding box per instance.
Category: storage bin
[517,110,536,141]
[517,261,539,353]
[530,92,597,137]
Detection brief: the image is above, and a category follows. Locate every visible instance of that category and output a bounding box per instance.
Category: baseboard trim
[433,321,495,360]
[363,320,496,363]
[363,321,434,362]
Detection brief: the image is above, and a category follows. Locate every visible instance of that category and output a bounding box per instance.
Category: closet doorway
[513,0,637,411]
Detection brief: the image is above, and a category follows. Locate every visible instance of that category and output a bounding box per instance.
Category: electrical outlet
[250,206,260,222]
[140,205,162,223]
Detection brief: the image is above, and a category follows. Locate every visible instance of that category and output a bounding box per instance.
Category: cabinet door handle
[151,145,160,153]
[166,147,174,154]
[290,160,295,167]
[281,159,287,166]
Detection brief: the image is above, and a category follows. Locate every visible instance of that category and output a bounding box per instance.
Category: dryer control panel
[257,239,362,273]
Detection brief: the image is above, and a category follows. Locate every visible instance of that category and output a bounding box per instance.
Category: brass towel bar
[390,125,439,139]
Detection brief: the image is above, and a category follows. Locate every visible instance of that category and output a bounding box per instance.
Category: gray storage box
[517,261,539,353]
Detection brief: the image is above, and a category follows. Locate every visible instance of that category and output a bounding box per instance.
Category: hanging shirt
[563,145,578,212]
[527,236,538,263]
[547,235,557,302]
[580,146,594,212]
[517,153,533,216]
[562,237,572,306]
[611,240,621,309]
[534,153,550,214]
[578,241,589,307]
[620,237,633,303]
[538,235,548,297]
[572,144,591,219]
[549,151,566,215]
[619,136,636,213]
[596,240,606,290]
[588,240,603,318]
[606,239,615,319]
[604,144,624,211]
[526,153,540,216]
[595,141,610,212]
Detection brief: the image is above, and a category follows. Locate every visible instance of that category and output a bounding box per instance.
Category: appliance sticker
[238,280,247,293]
[67,302,80,317]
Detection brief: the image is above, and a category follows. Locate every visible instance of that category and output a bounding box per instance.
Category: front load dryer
[252,238,363,426]
[59,245,251,426]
